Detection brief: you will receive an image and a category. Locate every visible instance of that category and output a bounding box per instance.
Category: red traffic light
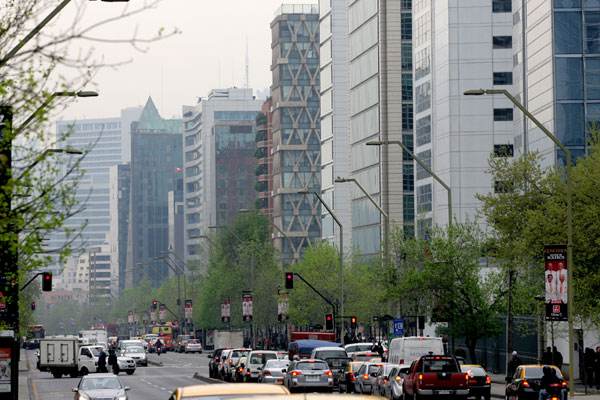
[31,302,36,311]
[42,272,52,291]
[351,317,356,323]
[285,272,293,289]
[326,315,332,321]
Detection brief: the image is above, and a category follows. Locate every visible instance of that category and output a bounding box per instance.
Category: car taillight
[419,374,423,381]
[325,371,332,376]
[229,359,233,364]
[292,371,301,376]
[396,376,402,382]
[400,359,404,364]
[238,367,243,372]
[383,379,388,383]
[562,381,567,387]
[486,376,491,384]
[265,370,271,376]
[247,370,250,375]
[364,374,370,380]
[350,372,356,381]
[522,380,530,388]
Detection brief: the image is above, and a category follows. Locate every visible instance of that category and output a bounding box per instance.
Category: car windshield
[462,366,486,376]
[265,360,289,369]
[524,367,561,379]
[81,377,122,390]
[368,364,383,374]
[354,353,379,361]
[89,347,101,357]
[250,353,277,364]
[126,347,144,354]
[188,339,199,344]
[297,361,328,370]
[231,350,250,357]
[347,344,372,352]
[316,350,346,359]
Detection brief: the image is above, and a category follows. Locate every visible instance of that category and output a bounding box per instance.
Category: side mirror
[282,369,287,373]
[505,376,512,383]
[72,388,78,393]
[124,386,131,391]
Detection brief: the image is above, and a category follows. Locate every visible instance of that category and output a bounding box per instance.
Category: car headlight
[116,394,127,400]
[78,393,91,400]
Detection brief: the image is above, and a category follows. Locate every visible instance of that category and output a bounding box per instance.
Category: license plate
[438,390,452,395]
[306,375,320,381]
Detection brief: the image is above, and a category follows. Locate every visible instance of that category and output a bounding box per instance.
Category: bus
[23,325,45,349]
[150,323,179,351]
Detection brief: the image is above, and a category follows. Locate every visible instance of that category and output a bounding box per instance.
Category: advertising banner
[150,310,156,323]
[159,304,166,322]
[185,300,193,319]
[0,346,10,393]
[278,290,288,322]
[127,311,133,324]
[242,292,253,322]
[544,244,568,321]
[221,300,230,323]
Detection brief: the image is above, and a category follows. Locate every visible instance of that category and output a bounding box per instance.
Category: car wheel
[80,367,88,376]
[52,371,62,379]
[126,370,134,375]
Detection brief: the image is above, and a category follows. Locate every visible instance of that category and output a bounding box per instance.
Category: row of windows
[555,11,600,55]
[492,0,511,13]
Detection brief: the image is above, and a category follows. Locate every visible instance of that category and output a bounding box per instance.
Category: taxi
[461,364,491,400]
[168,383,290,399]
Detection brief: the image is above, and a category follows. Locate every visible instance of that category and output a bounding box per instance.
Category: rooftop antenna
[245,34,249,89]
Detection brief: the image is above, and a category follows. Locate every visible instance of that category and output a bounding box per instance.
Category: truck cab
[403,355,469,400]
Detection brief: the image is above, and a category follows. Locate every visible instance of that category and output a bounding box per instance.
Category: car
[309,346,348,361]
[283,359,334,393]
[388,337,443,366]
[118,340,145,356]
[372,363,399,396]
[223,348,252,382]
[72,373,130,400]
[219,349,234,381]
[176,335,193,352]
[184,339,202,353]
[505,365,567,400]
[245,350,279,382]
[148,338,167,354]
[382,365,410,400]
[344,342,375,357]
[355,362,385,394]
[352,351,383,362]
[321,356,352,390]
[208,347,231,379]
[259,359,290,384]
[338,361,365,393]
[233,357,248,383]
[461,364,491,400]
[122,346,147,367]
[168,383,290,399]
[116,356,136,375]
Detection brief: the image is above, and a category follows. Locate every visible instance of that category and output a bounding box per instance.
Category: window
[417,184,432,212]
[586,58,600,99]
[585,11,600,54]
[416,115,431,146]
[493,72,513,85]
[556,103,585,146]
[401,0,412,9]
[403,164,414,191]
[403,194,415,222]
[556,58,583,100]
[493,36,512,49]
[402,73,413,101]
[401,13,412,40]
[416,150,431,180]
[416,81,431,112]
[555,12,582,54]
[492,0,511,12]
[494,144,514,157]
[402,43,413,71]
[494,108,514,121]
[402,104,414,130]
[403,134,414,161]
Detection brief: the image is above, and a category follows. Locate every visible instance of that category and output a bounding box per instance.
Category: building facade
[413,0,513,233]
[127,97,183,287]
[108,163,130,296]
[319,0,352,250]
[182,88,262,267]
[254,99,274,217]
[347,0,414,256]
[270,4,322,263]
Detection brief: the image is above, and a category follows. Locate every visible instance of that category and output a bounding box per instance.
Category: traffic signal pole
[289,272,337,318]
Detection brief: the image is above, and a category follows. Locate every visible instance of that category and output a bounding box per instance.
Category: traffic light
[285,272,293,289]
[350,316,357,329]
[42,272,52,291]
[325,313,334,330]
[418,316,425,330]
[152,300,158,310]
[31,302,35,311]
[173,320,178,325]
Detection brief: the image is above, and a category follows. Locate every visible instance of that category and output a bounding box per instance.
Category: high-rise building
[319,0,351,250]
[346,0,414,256]
[127,97,183,287]
[270,4,322,263]
[52,107,141,279]
[413,1,513,233]
[512,1,592,165]
[182,88,262,267]
[254,99,274,217]
[108,163,130,296]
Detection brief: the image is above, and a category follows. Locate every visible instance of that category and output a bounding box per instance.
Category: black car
[461,364,491,400]
[323,357,352,390]
[208,347,230,379]
[505,365,566,400]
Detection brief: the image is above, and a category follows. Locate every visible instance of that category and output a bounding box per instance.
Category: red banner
[242,292,253,322]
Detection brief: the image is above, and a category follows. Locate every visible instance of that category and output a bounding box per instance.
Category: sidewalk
[19,348,32,400]
[489,372,600,399]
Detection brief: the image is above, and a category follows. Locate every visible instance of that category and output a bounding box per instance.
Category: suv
[222,348,252,382]
[245,350,278,382]
[310,346,348,361]
[208,347,230,379]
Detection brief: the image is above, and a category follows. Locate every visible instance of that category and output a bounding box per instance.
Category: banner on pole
[544,244,568,321]
[221,300,230,323]
[150,310,156,323]
[278,290,288,322]
[159,304,166,322]
[127,311,133,324]
[185,300,193,319]
[242,292,253,322]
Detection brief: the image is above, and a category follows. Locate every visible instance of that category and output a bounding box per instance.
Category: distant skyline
[48,0,310,122]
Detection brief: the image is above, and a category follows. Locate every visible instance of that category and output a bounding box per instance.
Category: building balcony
[258,174,270,182]
[258,191,271,199]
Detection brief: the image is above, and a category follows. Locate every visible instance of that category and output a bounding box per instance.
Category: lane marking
[31,380,39,400]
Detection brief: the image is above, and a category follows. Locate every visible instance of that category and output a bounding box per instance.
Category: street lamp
[298,190,344,333]
[464,88,574,394]
[238,208,294,267]
[16,148,83,181]
[366,140,452,228]
[335,177,389,262]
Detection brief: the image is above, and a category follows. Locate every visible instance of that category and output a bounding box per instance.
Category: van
[309,346,348,360]
[387,337,443,365]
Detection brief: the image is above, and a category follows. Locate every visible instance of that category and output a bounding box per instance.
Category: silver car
[123,346,147,367]
[284,359,334,393]
[184,338,203,353]
[383,365,410,400]
[259,359,290,384]
[72,373,130,400]
[116,356,136,375]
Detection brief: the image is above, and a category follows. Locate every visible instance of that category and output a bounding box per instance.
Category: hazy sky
[51,0,310,121]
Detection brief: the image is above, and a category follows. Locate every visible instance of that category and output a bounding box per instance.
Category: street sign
[393,318,404,336]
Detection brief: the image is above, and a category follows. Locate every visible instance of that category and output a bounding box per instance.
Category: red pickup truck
[403,355,469,400]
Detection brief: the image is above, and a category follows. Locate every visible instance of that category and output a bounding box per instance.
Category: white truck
[213,330,244,349]
[79,329,108,347]
[38,337,99,378]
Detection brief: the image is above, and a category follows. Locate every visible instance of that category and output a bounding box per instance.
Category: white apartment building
[319,0,352,250]
[413,0,514,233]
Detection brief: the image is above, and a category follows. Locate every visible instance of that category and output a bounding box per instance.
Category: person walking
[508,351,522,377]
[594,346,600,389]
[542,347,553,365]
[455,345,467,361]
[98,348,108,373]
[584,348,595,387]
[553,346,563,370]
[108,349,119,375]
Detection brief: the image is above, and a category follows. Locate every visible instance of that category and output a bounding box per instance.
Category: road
[24,350,210,400]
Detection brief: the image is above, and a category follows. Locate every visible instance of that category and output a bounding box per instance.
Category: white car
[116,356,136,375]
[245,350,279,382]
[122,346,147,367]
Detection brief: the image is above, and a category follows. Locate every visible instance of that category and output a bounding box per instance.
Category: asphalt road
[24,350,210,400]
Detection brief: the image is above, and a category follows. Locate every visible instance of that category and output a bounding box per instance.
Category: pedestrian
[155,338,163,356]
[357,332,363,342]
[107,349,119,375]
[553,346,563,370]
[542,346,553,365]
[98,348,108,373]
[344,333,351,345]
[455,345,467,361]
[584,348,595,387]
[594,346,600,389]
[376,341,384,358]
[371,339,378,352]
[508,351,522,377]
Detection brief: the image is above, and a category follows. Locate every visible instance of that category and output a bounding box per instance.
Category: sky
[48,0,311,121]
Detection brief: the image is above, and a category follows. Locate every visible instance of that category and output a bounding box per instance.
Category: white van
[388,337,444,365]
